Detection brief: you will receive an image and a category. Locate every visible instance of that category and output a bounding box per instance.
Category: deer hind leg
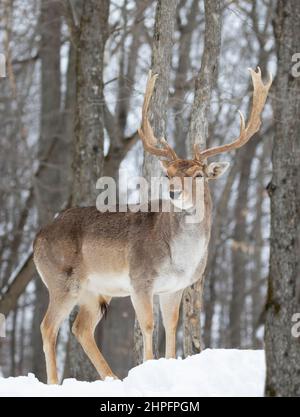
[159,290,183,359]
[71,294,116,380]
[41,292,77,384]
[131,291,154,361]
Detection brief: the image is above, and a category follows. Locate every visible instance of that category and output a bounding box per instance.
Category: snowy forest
[0,0,299,398]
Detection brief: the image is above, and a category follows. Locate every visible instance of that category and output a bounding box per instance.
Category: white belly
[85,272,132,297]
[83,234,207,296]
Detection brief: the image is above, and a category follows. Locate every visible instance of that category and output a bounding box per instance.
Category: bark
[183,0,221,357]
[203,157,241,347]
[99,17,139,372]
[18,299,26,374]
[250,145,268,348]
[98,16,139,368]
[103,131,139,180]
[0,111,70,315]
[103,1,143,181]
[186,0,221,155]
[173,0,200,157]
[32,0,62,383]
[142,0,179,180]
[0,253,35,317]
[134,0,179,364]
[97,299,135,379]
[10,309,17,376]
[0,107,71,317]
[265,0,300,397]
[61,42,77,199]
[229,141,257,347]
[228,4,272,349]
[97,2,145,378]
[67,0,110,381]
[71,0,109,206]
[35,0,63,221]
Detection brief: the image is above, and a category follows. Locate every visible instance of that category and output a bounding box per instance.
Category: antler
[138,71,178,161]
[193,67,272,161]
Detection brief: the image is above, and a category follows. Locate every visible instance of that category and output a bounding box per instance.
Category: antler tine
[138,71,178,161]
[196,67,272,161]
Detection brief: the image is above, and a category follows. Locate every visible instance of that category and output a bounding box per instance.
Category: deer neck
[168,181,212,235]
[151,183,212,292]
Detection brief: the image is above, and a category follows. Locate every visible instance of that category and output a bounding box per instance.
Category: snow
[0,349,265,397]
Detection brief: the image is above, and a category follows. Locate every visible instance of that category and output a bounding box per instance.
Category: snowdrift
[0,349,265,397]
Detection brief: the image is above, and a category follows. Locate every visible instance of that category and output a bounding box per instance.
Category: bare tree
[265,0,300,397]
[0,0,292,391]
[32,0,63,383]
[202,0,274,349]
[96,1,150,378]
[183,0,222,357]
[134,0,179,364]
[172,0,200,157]
[71,1,109,205]
[65,0,110,381]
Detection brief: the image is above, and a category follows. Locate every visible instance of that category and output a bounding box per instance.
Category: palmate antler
[138,71,178,161]
[139,67,272,163]
[193,67,272,161]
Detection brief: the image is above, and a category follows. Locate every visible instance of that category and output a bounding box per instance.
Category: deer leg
[41,293,77,384]
[131,291,154,361]
[159,290,183,359]
[71,294,116,380]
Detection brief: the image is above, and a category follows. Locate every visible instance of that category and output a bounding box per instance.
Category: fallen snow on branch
[0,349,265,397]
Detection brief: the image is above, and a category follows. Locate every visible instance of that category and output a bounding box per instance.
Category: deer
[33,67,272,384]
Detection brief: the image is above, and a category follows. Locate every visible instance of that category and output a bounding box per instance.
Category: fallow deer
[33,67,272,384]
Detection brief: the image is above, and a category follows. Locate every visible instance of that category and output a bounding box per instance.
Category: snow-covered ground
[0,349,265,397]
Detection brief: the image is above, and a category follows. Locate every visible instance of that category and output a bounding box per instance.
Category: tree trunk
[98,5,144,376]
[134,0,179,364]
[142,0,179,179]
[67,0,110,381]
[229,141,257,348]
[98,299,135,379]
[173,0,199,157]
[203,156,241,347]
[265,0,300,397]
[71,0,109,205]
[250,144,268,348]
[32,0,62,383]
[183,0,221,357]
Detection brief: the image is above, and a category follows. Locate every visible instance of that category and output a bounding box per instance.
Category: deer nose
[170,190,182,200]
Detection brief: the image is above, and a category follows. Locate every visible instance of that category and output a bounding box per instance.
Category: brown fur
[34,162,225,384]
[35,67,271,384]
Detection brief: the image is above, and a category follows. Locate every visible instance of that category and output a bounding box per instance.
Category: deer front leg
[131,291,154,361]
[159,290,183,359]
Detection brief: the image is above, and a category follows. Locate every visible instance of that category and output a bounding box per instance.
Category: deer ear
[206,162,230,179]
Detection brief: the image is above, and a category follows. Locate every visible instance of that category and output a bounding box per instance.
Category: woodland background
[0,0,299,396]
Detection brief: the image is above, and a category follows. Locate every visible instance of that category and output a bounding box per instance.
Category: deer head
[138,68,272,211]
